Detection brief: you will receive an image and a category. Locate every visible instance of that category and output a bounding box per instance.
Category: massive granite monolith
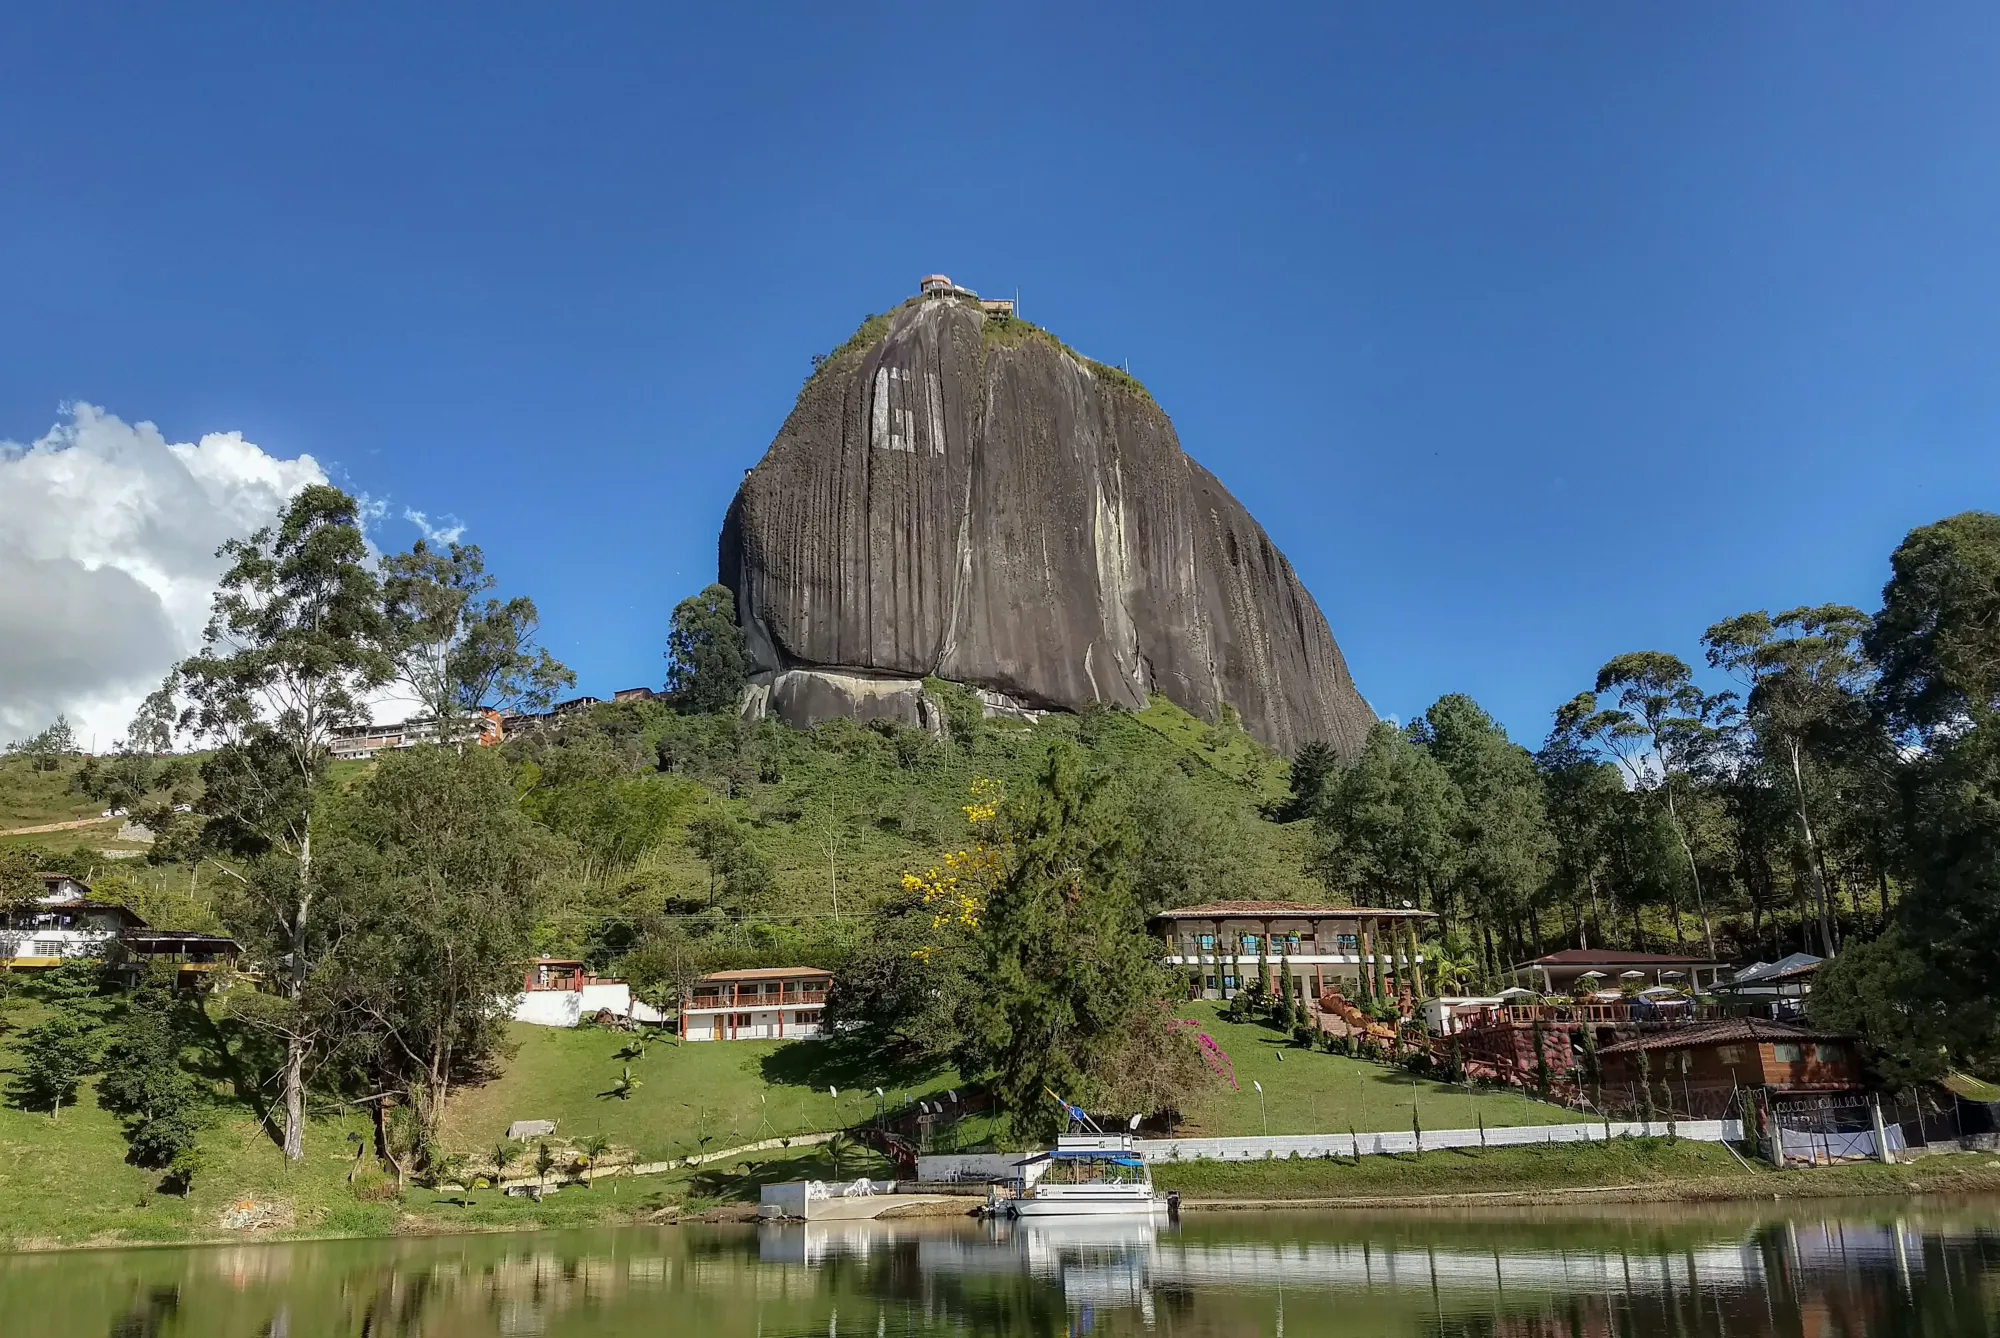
[719,296,1375,759]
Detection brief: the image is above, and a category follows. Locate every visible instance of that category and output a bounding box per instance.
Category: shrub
[350,1170,404,1203]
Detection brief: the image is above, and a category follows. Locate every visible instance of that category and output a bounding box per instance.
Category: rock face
[719,298,1374,759]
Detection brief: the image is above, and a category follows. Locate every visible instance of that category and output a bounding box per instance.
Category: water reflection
[5,1200,1999,1336]
[758,1210,2000,1336]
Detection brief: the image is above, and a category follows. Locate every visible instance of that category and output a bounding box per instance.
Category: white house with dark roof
[2,873,239,981]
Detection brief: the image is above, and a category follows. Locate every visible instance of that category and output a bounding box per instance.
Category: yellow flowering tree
[903,779,1005,956]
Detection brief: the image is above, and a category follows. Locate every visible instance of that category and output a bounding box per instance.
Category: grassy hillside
[0,690,1429,1249]
[443,1023,974,1163]
[0,757,110,833]
[1172,1005,1578,1138]
[507,690,1325,967]
[7,688,1314,935]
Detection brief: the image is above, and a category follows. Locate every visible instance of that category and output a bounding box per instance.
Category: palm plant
[429,1151,472,1203]
[823,1132,854,1180]
[576,1132,615,1187]
[608,1066,642,1100]
[533,1141,557,1192]
[1422,939,1477,996]
[489,1140,519,1184]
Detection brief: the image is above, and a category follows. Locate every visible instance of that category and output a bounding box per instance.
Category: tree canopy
[664,584,750,715]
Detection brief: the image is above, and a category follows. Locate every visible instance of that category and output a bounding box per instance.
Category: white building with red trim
[680,967,831,1042]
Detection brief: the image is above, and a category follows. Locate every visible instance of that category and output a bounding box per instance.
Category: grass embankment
[1157,1139,2000,1208]
[0,1028,676,1249]
[9,992,2000,1250]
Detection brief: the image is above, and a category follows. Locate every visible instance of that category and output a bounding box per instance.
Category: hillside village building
[510,958,665,1028]
[681,967,831,1042]
[330,710,501,761]
[1151,901,1436,1000]
[0,873,238,983]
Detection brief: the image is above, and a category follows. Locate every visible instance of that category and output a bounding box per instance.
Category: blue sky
[5,5,1999,748]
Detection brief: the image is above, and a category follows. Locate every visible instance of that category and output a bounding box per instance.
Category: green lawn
[1174,1004,1581,1137]
[443,1022,967,1163]
[0,999,715,1248]
[1154,1136,1742,1198]
[448,1008,1582,1167]
[0,1027,689,1247]
[1155,1140,2000,1204]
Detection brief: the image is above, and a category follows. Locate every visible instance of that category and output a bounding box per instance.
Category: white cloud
[0,403,326,749]
[402,508,465,546]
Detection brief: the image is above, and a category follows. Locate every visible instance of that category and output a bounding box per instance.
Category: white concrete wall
[512,990,585,1027]
[510,982,665,1028]
[1136,1118,1745,1163]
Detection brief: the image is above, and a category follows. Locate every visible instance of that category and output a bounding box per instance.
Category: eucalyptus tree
[1703,605,1873,953]
[1557,653,1735,958]
[380,538,574,736]
[176,484,392,1161]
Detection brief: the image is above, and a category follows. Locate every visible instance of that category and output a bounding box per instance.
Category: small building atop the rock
[918,273,1014,318]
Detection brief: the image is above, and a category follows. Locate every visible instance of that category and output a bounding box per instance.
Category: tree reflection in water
[5,1202,2000,1336]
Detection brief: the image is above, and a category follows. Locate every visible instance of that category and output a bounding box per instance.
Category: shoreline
[9,1149,2000,1255]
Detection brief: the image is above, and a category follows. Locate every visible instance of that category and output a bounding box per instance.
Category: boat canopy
[1049,1151,1144,1166]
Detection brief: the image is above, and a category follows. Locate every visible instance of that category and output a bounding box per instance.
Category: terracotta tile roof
[1151,901,1435,920]
[699,966,833,982]
[1518,948,1721,967]
[1598,1018,1852,1055]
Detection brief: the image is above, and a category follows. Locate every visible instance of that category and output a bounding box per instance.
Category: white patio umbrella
[1618,970,1646,981]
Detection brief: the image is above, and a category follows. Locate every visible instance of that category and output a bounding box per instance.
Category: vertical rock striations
[719,297,1375,759]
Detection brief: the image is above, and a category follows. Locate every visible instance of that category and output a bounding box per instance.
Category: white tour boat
[1007,1133,1163,1218]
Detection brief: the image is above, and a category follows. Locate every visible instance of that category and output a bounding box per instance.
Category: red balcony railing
[686,986,829,1010]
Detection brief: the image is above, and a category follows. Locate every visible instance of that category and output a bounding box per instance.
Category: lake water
[8,1199,1999,1336]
